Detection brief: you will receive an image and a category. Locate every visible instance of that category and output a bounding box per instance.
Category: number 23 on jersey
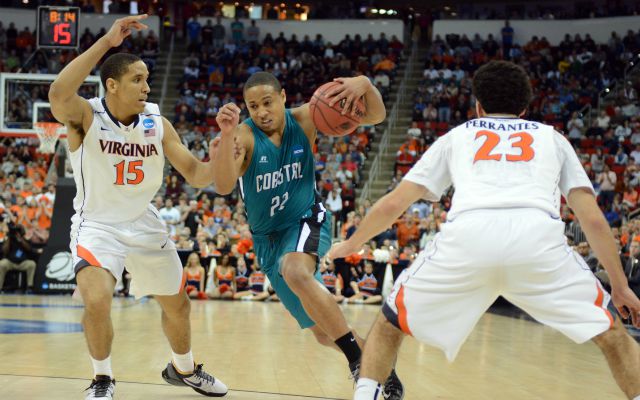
[473,130,535,163]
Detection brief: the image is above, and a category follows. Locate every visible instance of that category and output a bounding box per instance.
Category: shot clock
[37,6,80,49]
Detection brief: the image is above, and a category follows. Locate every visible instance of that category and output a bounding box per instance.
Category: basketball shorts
[70,205,184,299]
[382,208,615,362]
[253,203,332,328]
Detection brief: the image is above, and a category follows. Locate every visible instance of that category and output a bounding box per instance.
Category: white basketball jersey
[404,117,593,219]
[69,98,165,224]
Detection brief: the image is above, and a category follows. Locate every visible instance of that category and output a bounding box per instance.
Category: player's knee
[82,291,112,316]
[165,293,191,317]
[593,320,628,350]
[282,265,313,290]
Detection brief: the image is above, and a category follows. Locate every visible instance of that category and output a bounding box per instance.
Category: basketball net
[34,122,64,154]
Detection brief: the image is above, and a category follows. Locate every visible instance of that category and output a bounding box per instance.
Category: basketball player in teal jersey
[212,72,403,398]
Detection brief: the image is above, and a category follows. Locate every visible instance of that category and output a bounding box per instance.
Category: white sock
[90,355,113,378]
[633,396,640,400]
[172,350,194,374]
[354,377,382,400]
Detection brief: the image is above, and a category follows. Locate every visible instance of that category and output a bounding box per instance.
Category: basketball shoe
[84,375,115,399]
[349,362,404,400]
[162,362,228,397]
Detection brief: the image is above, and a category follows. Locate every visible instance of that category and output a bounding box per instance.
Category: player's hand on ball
[216,103,241,135]
[324,240,360,264]
[611,286,640,328]
[326,76,369,116]
[104,14,148,48]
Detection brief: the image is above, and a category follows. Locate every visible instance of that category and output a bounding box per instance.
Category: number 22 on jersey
[473,130,535,163]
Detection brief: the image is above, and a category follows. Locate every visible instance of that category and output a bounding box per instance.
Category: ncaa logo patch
[292,144,304,156]
[143,118,155,129]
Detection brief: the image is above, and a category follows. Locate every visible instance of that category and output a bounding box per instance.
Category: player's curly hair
[472,61,532,116]
[100,53,143,89]
[244,72,282,94]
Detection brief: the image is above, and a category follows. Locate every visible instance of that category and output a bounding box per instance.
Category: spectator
[183,252,207,299]
[614,147,629,165]
[575,241,598,272]
[246,20,260,44]
[590,147,605,173]
[348,261,382,304]
[597,164,617,208]
[159,198,181,237]
[208,254,235,299]
[230,16,244,44]
[321,260,345,303]
[186,17,201,50]
[395,213,419,248]
[501,20,514,58]
[0,223,36,292]
[212,17,226,50]
[567,111,584,145]
[407,121,422,139]
[201,19,214,47]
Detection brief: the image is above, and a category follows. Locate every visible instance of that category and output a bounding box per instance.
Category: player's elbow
[48,82,66,102]
[365,110,386,126]
[213,180,235,195]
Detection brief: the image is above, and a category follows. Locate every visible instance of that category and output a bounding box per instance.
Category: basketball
[309,81,366,137]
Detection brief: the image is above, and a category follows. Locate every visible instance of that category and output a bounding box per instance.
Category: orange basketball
[309,81,366,137]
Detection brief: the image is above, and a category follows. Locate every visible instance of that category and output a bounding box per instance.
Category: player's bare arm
[326,180,429,260]
[324,75,386,124]
[568,188,640,326]
[48,15,148,151]
[212,103,253,194]
[162,117,223,188]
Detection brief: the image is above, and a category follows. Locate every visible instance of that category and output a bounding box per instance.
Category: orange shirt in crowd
[396,221,419,248]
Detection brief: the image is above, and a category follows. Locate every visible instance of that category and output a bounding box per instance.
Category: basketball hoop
[34,122,64,154]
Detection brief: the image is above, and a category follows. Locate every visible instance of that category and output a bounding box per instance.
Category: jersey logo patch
[142,118,155,129]
[259,155,268,163]
[292,144,304,156]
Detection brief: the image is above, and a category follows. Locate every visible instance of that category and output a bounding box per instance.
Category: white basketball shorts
[70,204,185,298]
[383,208,614,361]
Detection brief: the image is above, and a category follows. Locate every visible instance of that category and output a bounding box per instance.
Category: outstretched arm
[49,15,148,147]
[163,117,227,188]
[326,180,429,260]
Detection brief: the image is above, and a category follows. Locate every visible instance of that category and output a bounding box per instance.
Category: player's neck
[483,113,520,119]
[104,96,138,126]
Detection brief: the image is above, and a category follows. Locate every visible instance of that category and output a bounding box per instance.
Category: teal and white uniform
[239,109,332,328]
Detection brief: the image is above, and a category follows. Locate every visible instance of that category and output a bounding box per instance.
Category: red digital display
[37,6,80,49]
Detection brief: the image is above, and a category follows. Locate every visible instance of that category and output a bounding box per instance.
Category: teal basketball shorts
[252,203,332,328]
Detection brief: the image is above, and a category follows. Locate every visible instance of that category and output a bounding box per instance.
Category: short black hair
[244,72,282,94]
[472,61,532,115]
[100,53,142,89]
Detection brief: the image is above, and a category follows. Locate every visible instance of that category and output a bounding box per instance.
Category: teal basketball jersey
[240,109,316,235]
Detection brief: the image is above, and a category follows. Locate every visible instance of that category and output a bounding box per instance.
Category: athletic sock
[354,378,382,400]
[172,350,195,375]
[90,355,113,379]
[334,331,362,364]
[633,396,640,400]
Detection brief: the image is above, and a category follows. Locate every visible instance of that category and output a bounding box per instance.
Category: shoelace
[87,378,112,397]
[348,363,360,382]
[383,374,403,398]
[192,364,216,385]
